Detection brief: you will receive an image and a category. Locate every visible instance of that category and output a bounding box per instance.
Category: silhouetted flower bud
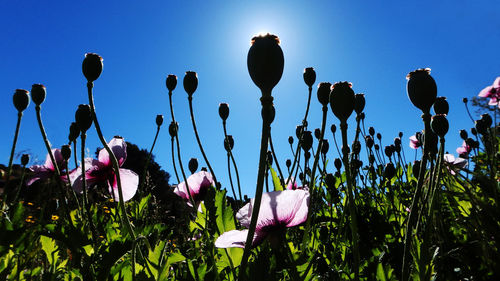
[399,132,403,138]
[331,124,336,134]
[480,113,492,128]
[334,158,342,170]
[459,129,468,140]
[354,93,365,114]
[224,135,234,152]
[296,125,304,138]
[156,115,164,126]
[247,34,284,93]
[314,128,321,139]
[219,103,229,121]
[82,53,103,82]
[301,131,313,152]
[406,68,437,112]
[68,122,80,143]
[166,74,177,91]
[433,96,449,115]
[462,97,468,103]
[303,67,316,88]
[412,160,421,178]
[168,122,178,137]
[288,136,294,145]
[325,173,336,190]
[13,89,30,112]
[330,82,355,122]
[431,114,449,137]
[369,127,375,136]
[342,145,350,155]
[21,154,30,166]
[384,163,396,179]
[352,159,363,169]
[365,136,374,148]
[475,119,488,135]
[317,82,331,106]
[376,133,382,141]
[189,158,198,174]
[286,159,291,168]
[267,151,273,165]
[61,145,71,161]
[374,144,380,151]
[385,145,394,158]
[470,128,477,136]
[394,137,401,146]
[183,71,198,96]
[31,84,46,106]
[352,141,361,154]
[465,137,475,148]
[394,142,401,153]
[321,139,329,155]
[75,104,93,132]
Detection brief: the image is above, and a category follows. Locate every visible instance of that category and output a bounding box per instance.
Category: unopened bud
[286,159,292,168]
[321,139,329,155]
[188,158,198,174]
[219,103,229,121]
[431,114,449,137]
[301,131,313,152]
[21,154,30,166]
[224,135,234,151]
[156,115,164,126]
[168,122,178,137]
[354,93,365,114]
[69,122,80,143]
[369,127,375,136]
[433,96,449,115]
[247,33,284,93]
[166,74,177,91]
[384,163,396,179]
[303,67,316,88]
[406,68,437,112]
[314,128,321,139]
[31,84,46,106]
[330,82,355,122]
[61,145,71,161]
[75,104,93,132]
[82,53,103,82]
[13,89,30,112]
[331,124,336,134]
[316,82,331,106]
[459,129,468,140]
[334,158,342,171]
[183,71,198,96]
[288,136,294,145]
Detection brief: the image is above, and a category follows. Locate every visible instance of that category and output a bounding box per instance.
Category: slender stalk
[222,121,242,202]
[72,140,78,170]
[86,82,135,239]
[5,112,23,188]
[170,137,180,183]
[268,131,285,185]
[239,94,274,278]
[227,152,238,201]
[188,97,218,186]
[139,124,161,194]
[11,163,27,204]
[35,106,61,177]
[81,133,97,244]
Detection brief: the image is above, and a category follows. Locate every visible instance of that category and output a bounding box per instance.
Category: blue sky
[1,1,498,197]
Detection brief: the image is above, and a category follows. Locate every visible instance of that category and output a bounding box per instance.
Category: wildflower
[27,149,64,186]
[443,154,468,175]
[71,137,138,202]
[409,133,422,149]
[173,171,214,206]
[51,215,59,221]
[215,189,309,248]
[478,77,500,108]
[456,140,471,156]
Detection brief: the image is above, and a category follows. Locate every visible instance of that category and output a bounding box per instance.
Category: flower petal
[215,230,249,248]
[26,165,52,186]
[478,85,493,98]
[109,168,138,202]
[98,137,127,166]
[493,77,500,88]
[173,171,214,202]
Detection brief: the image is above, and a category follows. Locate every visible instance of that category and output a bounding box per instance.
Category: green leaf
[215,190,236,233]
[40,235,59,266]
[270,167,283,191]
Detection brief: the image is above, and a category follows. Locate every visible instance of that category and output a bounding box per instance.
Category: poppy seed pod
[325,173,336,190]
[394,137,401,146]
[365,136,374,148]
[334,158,342,171]
[68,122,80,143]
[352,141,361,154]
[470,128,477,136]
[354,93,366,114]
[296,125,304,138]
[247,33,284,94]
[31,84,46,106]
[474,119,488,135]
[166,74,177,91]
[459,129,468,140]
[384,163,396,179]
[329,82,355,122]
[431,114,449,137]
[168,122,178,137]
[374,144,380,151]
[462,97,468,103]
[219,103,229,121]
[183,71,198,96]
[368,127,375,136]
[224,135,234,152]
[156,115,164,126]
[188,158,198,174]
[433,96,449,115]
[399,132,403,138]
[303,67,316,88]
[406,68,437,112]
[314,128,321,139]
[317,82,331,106]
[82,53,103,82]
[352,159,363,170]
[13,89,30,112]
[331,124,336,134]
[377,133,382,141]
[321,139,329,155]
[286,159,291,168]
[21,154,30,166]
[288,136,294,145]
[301,131,313,152]
[385,145,394,158]
[480,113,492,128]
[75,104,93,132]
[61,145,71,161]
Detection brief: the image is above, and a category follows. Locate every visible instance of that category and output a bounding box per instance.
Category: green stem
[5,112,23,189]
[223,121,242,202]
[268,132,285,185]
[139,125,161,194]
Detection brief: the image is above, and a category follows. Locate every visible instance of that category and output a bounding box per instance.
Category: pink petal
[443,154,455,164]
[109,168,138,202]
[284,177,298,190]
[214,229,266,248]
[27,165,52,186]
[493,77,500,88]
[43,149,62,171]
[173,171,214,202]
[488,97,499,106]
[478,86,493,98]
[409,135,420,149]
[98,137,127,166]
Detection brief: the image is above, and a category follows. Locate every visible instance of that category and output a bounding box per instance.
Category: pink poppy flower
[284,177,298,190]
[478,77,500,108]
[71,137,138,202]
[443,154,468,175]
[215,189,309,248]
[173,171,214,206]
[27,149,64,186]
[409,134,422,149]
[456,141,471,155]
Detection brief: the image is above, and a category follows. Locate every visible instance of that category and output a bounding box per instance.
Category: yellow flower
[51,215,59,221]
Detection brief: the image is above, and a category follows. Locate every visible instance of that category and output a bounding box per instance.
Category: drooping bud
[394,137,401,146]
[188,158,198,174]
[406,68,437,112]
[354,93,365,114]
[219,103,229,121]
[334,158,342,171]
[352,159,363,170]
[168,122,178,137]
[301,131,313,152]
[247,33,284,94]
[224,135,234,151]
[61,145,71,161]
[82,53,103,82]
[431,114,449,137]
[21,154,30,166]
[183,71,198,96]
[156,115,164,126]
[288,136,294,145]
[314,128,321,139]
[75,104,93,132]
[384,163,396,179]
[31,84,46,106]
[303,67,316,88]
[13,89,30,112]
[462,98,468,103]
[166,74,177,91]
[317,82,331,106]
[433,96,449,115]
[374,144,380,151]
[321,139,329,155]
[329,82,355,122]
